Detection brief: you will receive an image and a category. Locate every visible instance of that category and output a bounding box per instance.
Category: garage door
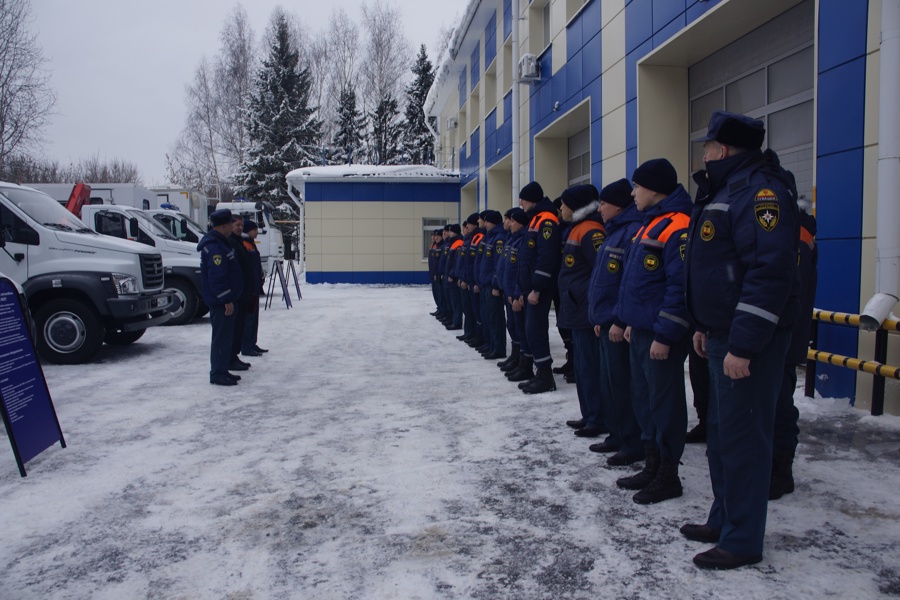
[688,0,815,206]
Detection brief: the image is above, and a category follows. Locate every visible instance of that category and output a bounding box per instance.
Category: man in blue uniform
[515,181,561,394]
[587,179,646,466]
[615,159,693,505]
[478,210,507,359]
[443,224,464,330]
[682,110,800,570]
[557,185,606,435]
[502,208,530,378]
[428,228,443,316]
[198,209,244,386]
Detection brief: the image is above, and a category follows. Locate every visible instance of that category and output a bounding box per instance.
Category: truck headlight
[111,273,139,295]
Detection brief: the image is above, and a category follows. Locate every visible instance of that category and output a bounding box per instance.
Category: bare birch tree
[214,4,255,178]
[0,0,56,165]
[360,1,411,114]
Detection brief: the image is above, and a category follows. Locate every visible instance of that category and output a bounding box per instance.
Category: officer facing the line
[198,209,244,386]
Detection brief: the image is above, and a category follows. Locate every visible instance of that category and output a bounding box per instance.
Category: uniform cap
[632,158,678,196]
[599,179,634,208]
[561,185,595,211]
[466,213,480,226]
[209,209,232,227]
[484,210,503,225]
[699,110,766,149]
[509,208,529,226]
[449,223,461,234]
[243,219,258,232]
[519,181,544,204]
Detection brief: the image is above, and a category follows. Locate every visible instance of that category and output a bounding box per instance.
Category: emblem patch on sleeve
[564,254,575,268]
[542,225,553,240]
[754,189,780,231]
[213,255,222,266]
[592,231,605,251]
[527,239,536,248]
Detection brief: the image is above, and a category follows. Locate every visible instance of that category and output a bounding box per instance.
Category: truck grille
[140,254,165,290]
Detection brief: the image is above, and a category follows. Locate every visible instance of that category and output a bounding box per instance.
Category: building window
[422,217,448,260]
[567,127,591,187]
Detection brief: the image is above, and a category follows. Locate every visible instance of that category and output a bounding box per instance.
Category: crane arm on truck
[65,182,92,218]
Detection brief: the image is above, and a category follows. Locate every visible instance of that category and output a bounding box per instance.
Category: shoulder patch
[564,254,575,268]
[592,231,605,251]
[755,189,780,232]
[213,254,222,266]
[542,225,553,240]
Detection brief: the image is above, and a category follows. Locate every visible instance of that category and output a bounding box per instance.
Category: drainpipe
[511,0,521,208]
[861,0,900,330]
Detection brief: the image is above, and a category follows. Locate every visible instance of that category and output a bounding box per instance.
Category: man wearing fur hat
[681,110,800,570]
[615,158,693,505]
[557,185,606,435]
[510,181,561,394]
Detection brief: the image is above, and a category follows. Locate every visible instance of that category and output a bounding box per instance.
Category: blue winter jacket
[588,203,644,327]
[478,226,506,289]
[502,230,523,296]
[616,184,693,345]
[557,211,605,329]
[444,235,464,280]
[197,230,244,308]
[685,148,800,358]
[467,229,485,286]
[518,197,561,294]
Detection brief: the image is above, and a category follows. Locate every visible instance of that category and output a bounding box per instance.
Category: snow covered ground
[2,284,899,599]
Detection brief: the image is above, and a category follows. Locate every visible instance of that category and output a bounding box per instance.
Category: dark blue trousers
[571,328,603,427]
[774,363,800,456]
[599,326,644,456]
[472,289,482,335]
[628,329,689,462]
[444,280,462,326]
[514,307,529,356]
[705,327,790,556]
[525,290,554,368]
[484,291,505,355]
[431,278,442,309]
[241,296,259,354]
[504,295,517,343]
[209,304,236,380]
[461,286,475,335]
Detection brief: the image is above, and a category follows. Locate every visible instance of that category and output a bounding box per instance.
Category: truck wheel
[164,278,199,326]
[34,299,105,364]
[104,328,146,345]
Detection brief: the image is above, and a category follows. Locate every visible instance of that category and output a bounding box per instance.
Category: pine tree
[332,86,366,164]
[403,45,436,165]
[370,94,404,165]
[236,12,322,204]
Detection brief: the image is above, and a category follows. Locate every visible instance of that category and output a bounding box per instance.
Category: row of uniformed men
[427,110,817,571]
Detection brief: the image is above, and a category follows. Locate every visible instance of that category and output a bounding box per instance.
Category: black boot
[616,445,660,490]
[498,344,520,371]
[506,356,534,382]
[685,421,707,444]
[769,452,795,500]
[553,346,573,375]
[632,457,683,504]
[522,367,557,394]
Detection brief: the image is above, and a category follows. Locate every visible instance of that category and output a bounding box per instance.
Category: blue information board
[0,277,65,476]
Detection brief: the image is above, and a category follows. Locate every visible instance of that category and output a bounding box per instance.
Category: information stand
[265,260,292,310]
[284,260,302,300]
[0,278,65,477]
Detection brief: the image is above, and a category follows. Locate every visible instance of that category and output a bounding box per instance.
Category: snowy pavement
[2,285,899,599]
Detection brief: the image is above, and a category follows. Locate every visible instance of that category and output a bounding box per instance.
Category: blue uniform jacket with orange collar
[443,234,464,279]
[518,197,561,295]
[685,148,800,359]
[557,211,606,329]
[478,226,506,290]
[467,228,486,286]
[502,230,524,297]
[198,229,244,308]
[615,184,693,345]
[588,203,644,328]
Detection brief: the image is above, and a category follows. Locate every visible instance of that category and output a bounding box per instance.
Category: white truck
[151,186,209,224]
[0,182,172,364]
[78,205,205,326]
[146,209,206,245]
[213,200,283,270]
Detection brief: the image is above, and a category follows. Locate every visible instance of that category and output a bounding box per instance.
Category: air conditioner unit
[519,53,540,82]
[447,117,458,130]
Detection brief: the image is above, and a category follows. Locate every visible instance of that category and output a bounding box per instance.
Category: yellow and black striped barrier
[808,308,899,415]
[807,349,900,380]
[812,309,900,332]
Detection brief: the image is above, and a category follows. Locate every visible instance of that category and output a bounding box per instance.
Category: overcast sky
[30,0,465,186]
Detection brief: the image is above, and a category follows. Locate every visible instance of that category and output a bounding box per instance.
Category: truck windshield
[1,187,93,232]
[126,209,177,240]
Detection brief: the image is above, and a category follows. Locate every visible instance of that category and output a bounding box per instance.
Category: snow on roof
[286,165,460,183]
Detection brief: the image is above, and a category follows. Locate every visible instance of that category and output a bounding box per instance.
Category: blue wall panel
[626,0,653,54]
[503,0,512,41]
[652,0,684,33]
[653,12,685,48]
[567,13,583,61]
[310,182,460,203]
[568,51,583,99]
[582,32,603,85]
[816,58,866,157]
[686,0,722,23]
[584,76,603,123]
[582,0,602,46]
[815,149,864,241]
[814,324,860,402]
[818,0,868,72]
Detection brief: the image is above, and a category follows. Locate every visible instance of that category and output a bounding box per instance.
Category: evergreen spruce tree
[403,45,436,165]
[370,94,404,165]
[332,86,366,165]
[236,12,322,204]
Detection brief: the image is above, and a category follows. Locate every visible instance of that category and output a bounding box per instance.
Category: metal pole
[511,0,521,208]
